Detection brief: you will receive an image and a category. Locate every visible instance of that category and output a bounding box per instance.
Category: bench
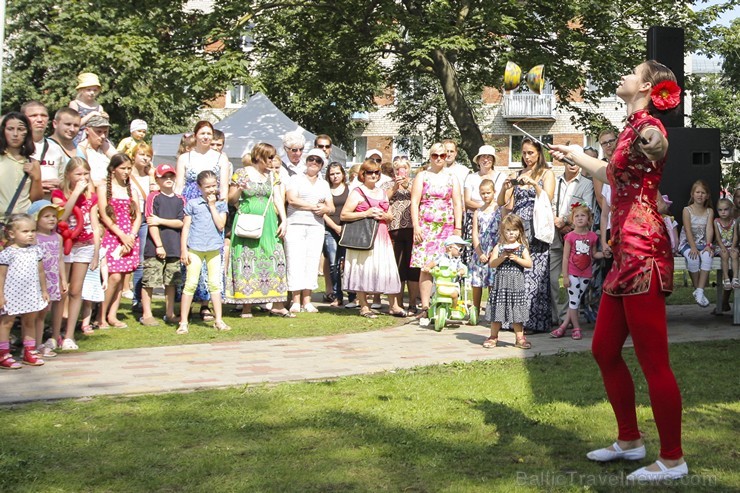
[673,256,740,324]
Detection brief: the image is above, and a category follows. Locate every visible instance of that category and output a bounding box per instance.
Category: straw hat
[76,73,102,90]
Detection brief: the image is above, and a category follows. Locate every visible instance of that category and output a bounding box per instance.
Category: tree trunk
[429,48,484,163]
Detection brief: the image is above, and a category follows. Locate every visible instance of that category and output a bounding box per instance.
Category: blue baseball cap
[28,200,63,220]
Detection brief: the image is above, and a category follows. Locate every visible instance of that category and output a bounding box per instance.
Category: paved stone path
[1,304,737,404]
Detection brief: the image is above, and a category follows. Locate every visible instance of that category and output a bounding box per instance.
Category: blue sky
[702,0,739,25]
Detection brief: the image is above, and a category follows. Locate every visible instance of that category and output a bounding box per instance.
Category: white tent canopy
[152,92,347,168]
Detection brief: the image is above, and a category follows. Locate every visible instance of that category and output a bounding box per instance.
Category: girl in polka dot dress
[551,203,603,340]
[0,214,50,369]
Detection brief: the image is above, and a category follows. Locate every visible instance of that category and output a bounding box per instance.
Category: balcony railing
[502,93,556,120]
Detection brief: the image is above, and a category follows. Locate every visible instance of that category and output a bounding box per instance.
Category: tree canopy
[1,0,248,139]
[233,0,737,160]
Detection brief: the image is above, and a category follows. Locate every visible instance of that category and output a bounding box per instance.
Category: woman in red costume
[551,60,686,482]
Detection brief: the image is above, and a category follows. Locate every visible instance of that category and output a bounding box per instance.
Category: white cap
[444,235,470,247]
[365,149,382,160]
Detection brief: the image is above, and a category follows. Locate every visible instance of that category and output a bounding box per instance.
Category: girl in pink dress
[97,153,141,328]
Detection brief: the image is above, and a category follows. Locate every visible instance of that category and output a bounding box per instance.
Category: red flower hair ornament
[651,80,681,111]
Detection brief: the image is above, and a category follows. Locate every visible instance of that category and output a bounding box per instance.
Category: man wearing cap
[77,114,117,186]
[21,101,68,197]
[549,158,594,325]
[117,119,148,158]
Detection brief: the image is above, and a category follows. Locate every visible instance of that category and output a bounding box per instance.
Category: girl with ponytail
[97,153,141,328]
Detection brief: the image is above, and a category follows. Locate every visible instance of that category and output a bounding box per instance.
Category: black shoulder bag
[338,188,379,250]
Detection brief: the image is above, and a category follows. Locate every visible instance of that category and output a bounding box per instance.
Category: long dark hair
[0,112,35,157]
[105,153,137,223]
[521,138,547,180]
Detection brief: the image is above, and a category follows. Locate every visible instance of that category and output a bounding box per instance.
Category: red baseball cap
[155,164,177,178]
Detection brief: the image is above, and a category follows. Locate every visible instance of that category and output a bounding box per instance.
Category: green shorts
[142,257,183,288]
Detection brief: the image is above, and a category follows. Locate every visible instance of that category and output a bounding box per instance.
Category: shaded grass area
[2,340,738,492]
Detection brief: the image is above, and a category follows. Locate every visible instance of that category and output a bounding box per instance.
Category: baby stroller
[429,264,477,331]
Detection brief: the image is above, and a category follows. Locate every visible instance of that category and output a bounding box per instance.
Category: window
[510,134,553,166]
[226,85,251,108]
[350,137,368,164]
[393,136,423,164]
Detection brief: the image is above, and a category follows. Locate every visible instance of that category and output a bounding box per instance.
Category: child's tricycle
[429,264,478,331]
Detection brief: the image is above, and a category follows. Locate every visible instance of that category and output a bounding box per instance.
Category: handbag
[338,189,379,250]
[234,176,274,239]
[533,189,555,243]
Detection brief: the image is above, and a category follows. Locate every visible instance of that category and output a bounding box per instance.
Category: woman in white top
[285,149,334,313]
[463,145,506,260]
[174,121,231,320]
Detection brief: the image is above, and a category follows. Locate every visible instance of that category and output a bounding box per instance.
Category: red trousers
[592,270,683,460]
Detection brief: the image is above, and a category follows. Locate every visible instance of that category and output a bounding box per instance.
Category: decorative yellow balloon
[503,62,546,94]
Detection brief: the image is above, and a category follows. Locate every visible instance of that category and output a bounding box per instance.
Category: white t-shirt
[464,172,507,209]
[286,173,331,227]
[447,162,471,200]
[32,138,68,182]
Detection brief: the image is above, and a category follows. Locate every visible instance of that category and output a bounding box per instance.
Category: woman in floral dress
[225,143,293,317]
[410,142,462,324]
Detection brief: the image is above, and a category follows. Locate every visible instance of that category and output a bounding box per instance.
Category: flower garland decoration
[651,80,681,111]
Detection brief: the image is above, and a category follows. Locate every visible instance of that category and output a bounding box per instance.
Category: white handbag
[234,178,274,239]
[533,190,555,244]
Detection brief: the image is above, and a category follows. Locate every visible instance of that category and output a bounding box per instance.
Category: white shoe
[344,302,358,309]
[699,292,710,307]
[692,289,703,307]
[121,290,134,300]
[627,460,688,482]
[419,317,430,328]
[43,338,58,351]
[371,303,382,309]
[289,303,301,313]
[302,303,319,313]
[61,338,79,351]
[586,442,646,462]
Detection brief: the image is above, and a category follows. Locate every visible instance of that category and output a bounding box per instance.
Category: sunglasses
[599,138,617,146]
[430,153,448,160]
[285,147,303,153]
[306,156,323,164]
[368,158,382,164]
[365,170,381,176]
[316,144,331,149]
[583,146,597,153]
[267,154,276,159]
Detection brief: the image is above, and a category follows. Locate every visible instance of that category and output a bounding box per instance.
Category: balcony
[501,93,556,120]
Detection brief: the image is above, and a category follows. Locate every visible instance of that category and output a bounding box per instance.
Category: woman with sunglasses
[409,142,462,326]
[225,143,293,317]
[284,149,334,313]
[551,61,686,481]
[340,159,401,318]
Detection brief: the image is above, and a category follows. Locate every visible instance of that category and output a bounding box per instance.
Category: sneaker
[692,289,706,307]
[419,317,430,328]
[121,290,134,300]
[699,292,710,307]
[61,338,79,351]
[344,302,358,309]
[22,348,45,366]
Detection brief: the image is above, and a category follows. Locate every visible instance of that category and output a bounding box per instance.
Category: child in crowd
[713,197,739,290]
[98,154,141,328]
[658,194,679,254]
[177,170,229,334]
[140,164,184,326]
[69,72,107,145]
[29,200,66,357]
[0,214,50,368]
[52,157,100,350]
[677,179,714,307]
[128,142,156,308]
[470,179,497,321]
[81,246,107,332]
[485,214,532,349]
[117,119,148,158]
[211,129,225,153]
[551,203,603,340]
[423,235,469,311]
[177,133,195,157]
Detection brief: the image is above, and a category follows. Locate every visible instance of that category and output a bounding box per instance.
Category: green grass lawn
[2,340,738,492]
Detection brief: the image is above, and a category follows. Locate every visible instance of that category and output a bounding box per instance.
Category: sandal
[0,353,22,370]
[214,320,231,331]
[81,325,95,335]
[302,303,319,313]
[572,328,583,340]
[412,308,429,320]
[360,309,378,319]
[270,309,296,318]
[322,293,336,303]
[733,278,740,289]
[550,326,567,338]
[515,337,532,349]
[176,322,189,335]
[723,278,732,291]
[389,309,408,318]
[482,337,498,349]
[107,320,128,329]
[199,307,215,322]
[240,313,253,318]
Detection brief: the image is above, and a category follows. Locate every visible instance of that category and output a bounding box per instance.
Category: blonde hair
[61,157,93,198]
[688,179,712,208]
[568,204,593,227]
